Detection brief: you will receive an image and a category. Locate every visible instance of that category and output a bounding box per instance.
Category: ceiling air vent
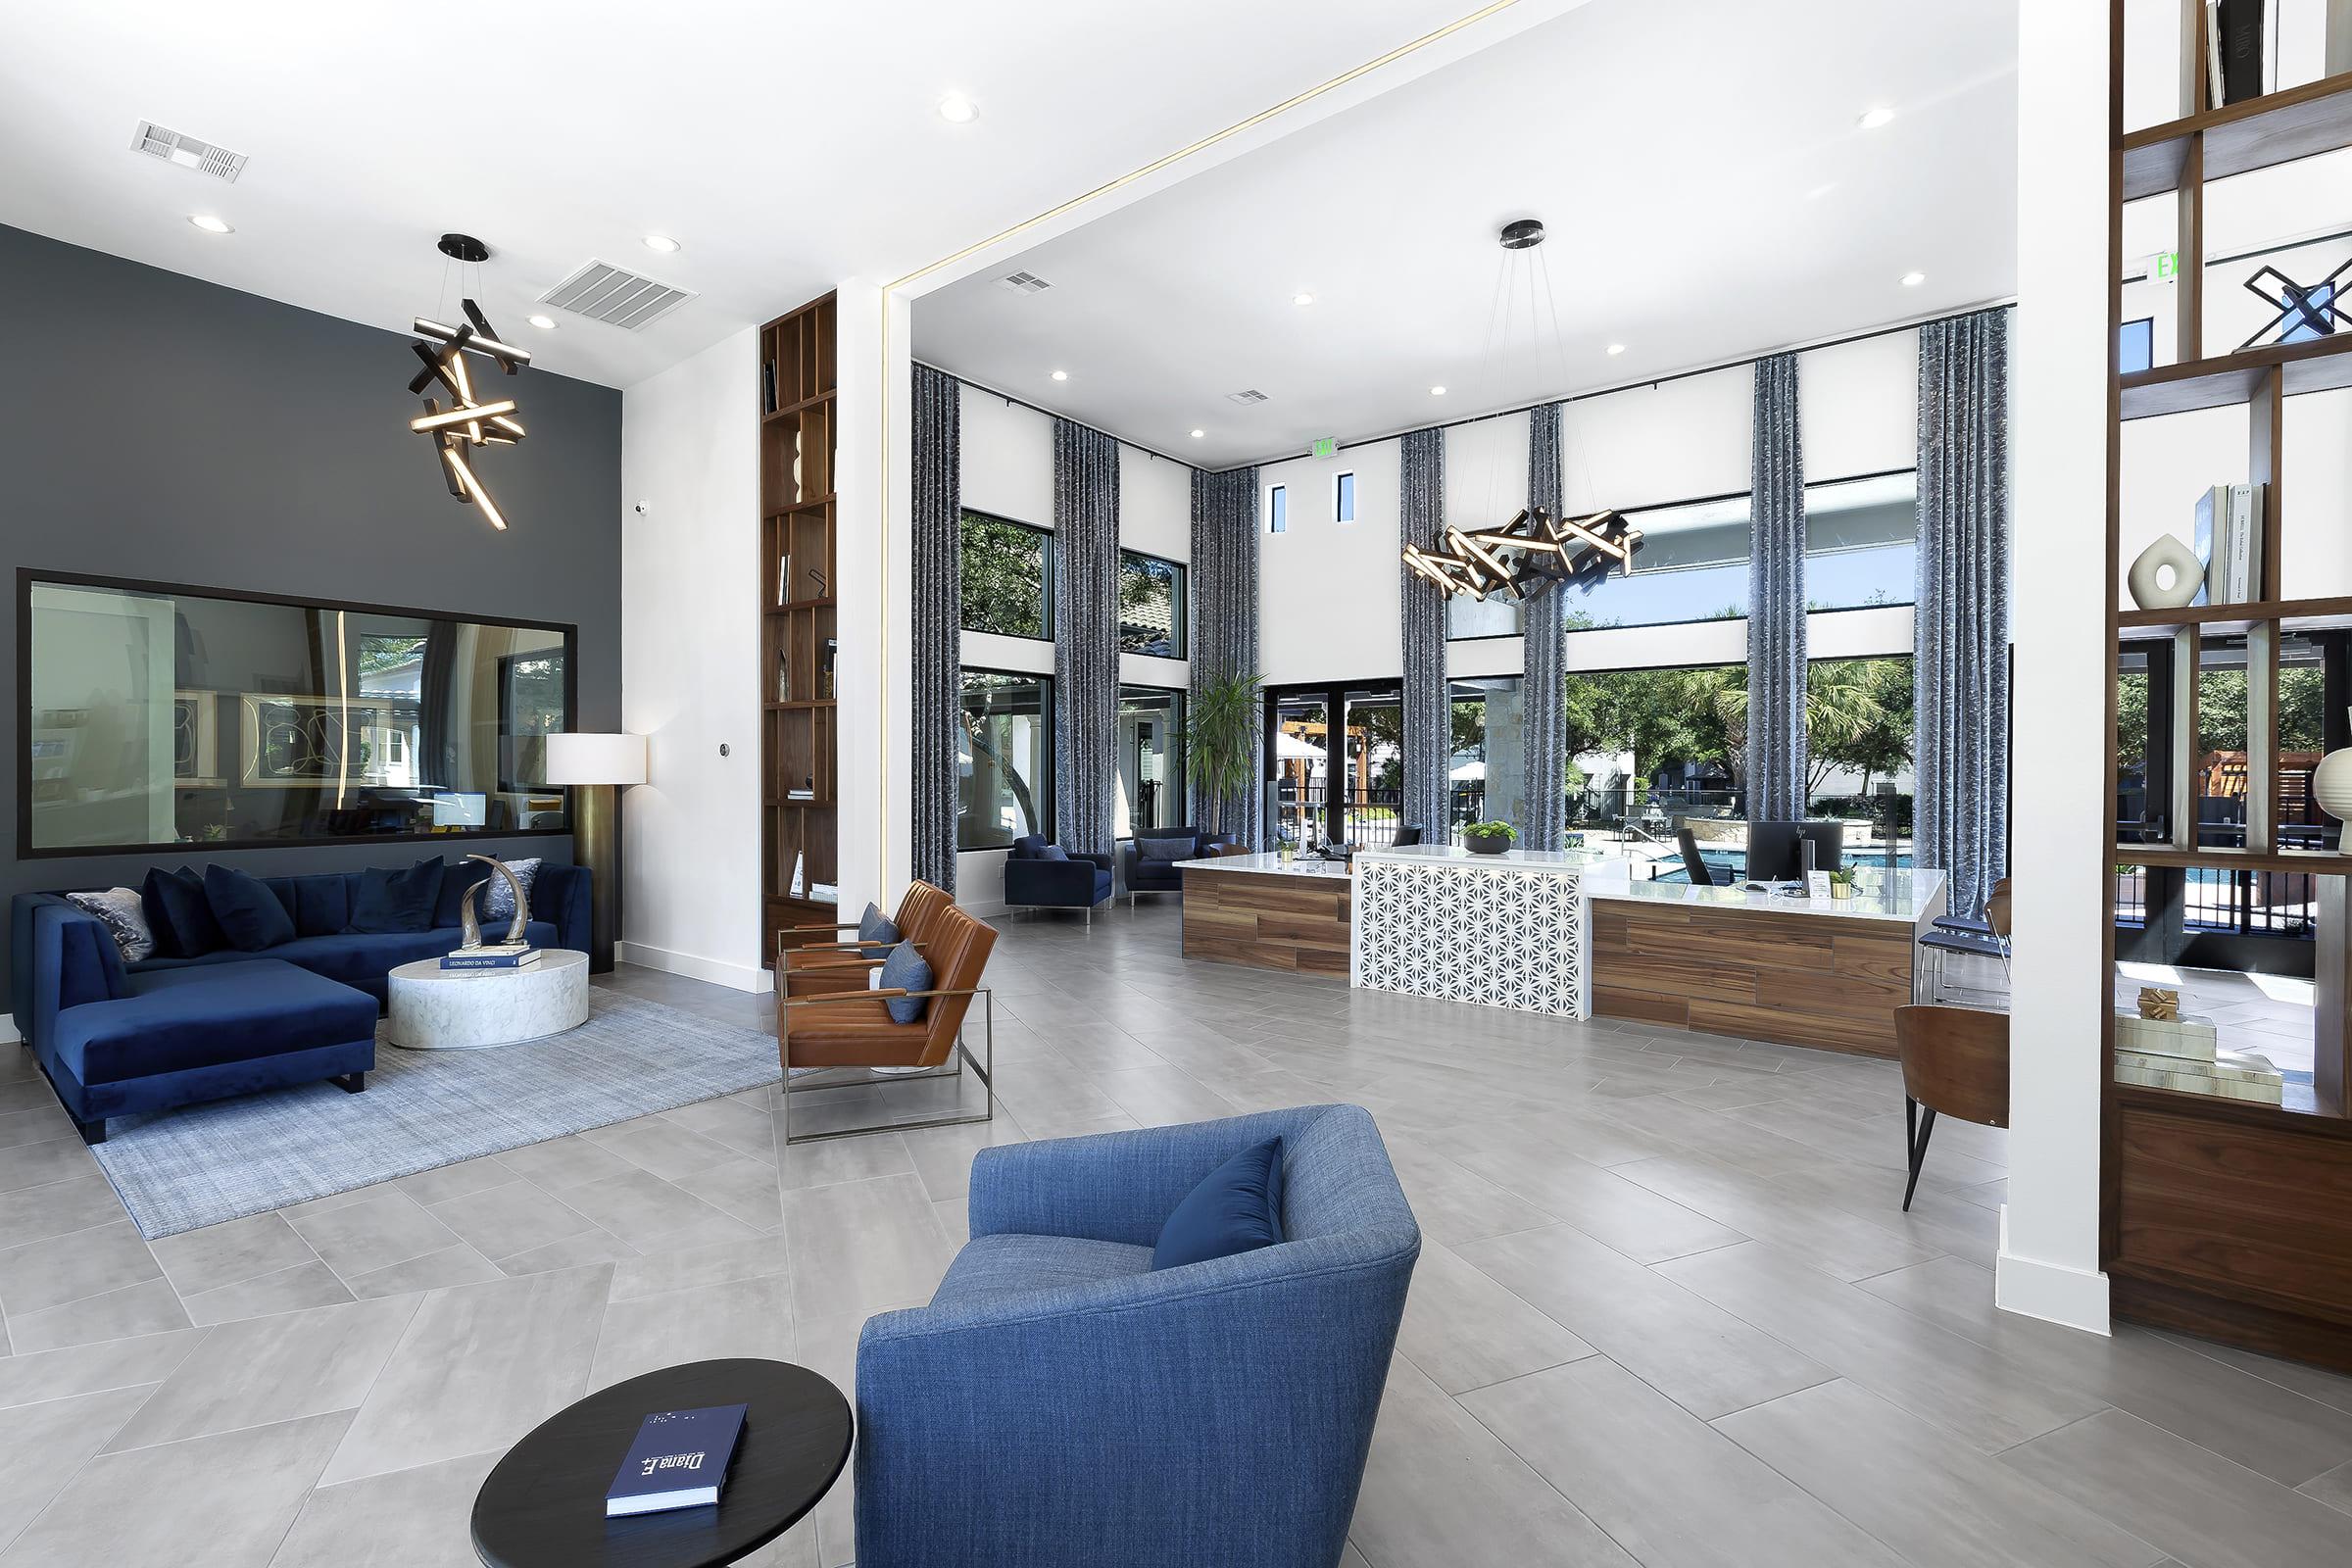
[1226,388,1270,405]
[998,270,1054,295]
[537,261,697,331]
[130,121,246,181]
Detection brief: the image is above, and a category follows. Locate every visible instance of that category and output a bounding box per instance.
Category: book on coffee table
[606,1403,748,1517]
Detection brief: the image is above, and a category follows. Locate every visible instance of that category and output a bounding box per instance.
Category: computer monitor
[1745,820,1843,881]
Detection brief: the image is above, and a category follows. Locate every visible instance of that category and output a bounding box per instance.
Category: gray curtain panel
[1746,352,1808,821]
[1053,418,1121,854]
[1915,308,2013,918]
[909,365,961,893]
[1189,465,1263,850]
[1521,402,1566,852]
[1399,427,1449,841]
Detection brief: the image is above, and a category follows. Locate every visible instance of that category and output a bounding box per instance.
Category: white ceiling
[914,0,2021,468]
[0,0,1499,390]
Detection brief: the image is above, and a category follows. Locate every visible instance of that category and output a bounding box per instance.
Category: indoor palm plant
[1185,672,1262,843]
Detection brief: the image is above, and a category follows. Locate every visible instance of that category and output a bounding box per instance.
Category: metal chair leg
[1903,1099,1936,1211]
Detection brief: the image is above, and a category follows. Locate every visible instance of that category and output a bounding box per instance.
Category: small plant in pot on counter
[1462,820,1517,857]
[1826,865,1858,900]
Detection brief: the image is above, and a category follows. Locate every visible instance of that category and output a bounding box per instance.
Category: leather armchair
[1003,834,1113,919]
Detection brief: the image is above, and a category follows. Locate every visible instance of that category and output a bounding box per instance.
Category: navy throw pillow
[1037,844,1070,862]
[1138,835,1198,863]
[347,858,447,934]
[203,864,296,952]
[875,941,930,1024]
[141,865,223,958]
[1152,1137,1286,1271]
[858,901,901,955]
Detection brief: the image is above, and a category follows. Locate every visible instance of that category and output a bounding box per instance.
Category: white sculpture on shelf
[2313,709,2352,823]
[2127,534,2205,611]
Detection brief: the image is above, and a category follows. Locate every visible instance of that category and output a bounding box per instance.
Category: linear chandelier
[1400,216,1643,603]
[1402,505,1642,602]
[408,233,529,531]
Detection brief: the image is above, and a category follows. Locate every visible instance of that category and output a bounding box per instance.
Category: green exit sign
[1310,436,1339,459]
[2155,251,2180,281]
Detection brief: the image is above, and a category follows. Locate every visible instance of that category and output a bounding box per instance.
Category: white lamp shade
[544,732,647,787]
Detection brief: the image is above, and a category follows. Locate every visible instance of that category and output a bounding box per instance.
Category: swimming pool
[1651,847,1916,884]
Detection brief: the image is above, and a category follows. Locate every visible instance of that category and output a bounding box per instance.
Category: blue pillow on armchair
[142,865,224,957]
[203,864,296,952]
[875,940,930,1024]
[1037,844,1070,862]
[1152,1137,1287,1271]
[858,901,902,954]
[348,858,447,934]
[1137,835,1199,863]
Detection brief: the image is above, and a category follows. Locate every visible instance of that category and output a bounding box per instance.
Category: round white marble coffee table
[385,950,591,1050]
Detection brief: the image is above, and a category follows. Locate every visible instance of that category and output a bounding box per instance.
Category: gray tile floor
[0,903,2348,1565]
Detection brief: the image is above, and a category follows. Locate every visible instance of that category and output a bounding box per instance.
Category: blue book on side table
[606,1403,748,1517]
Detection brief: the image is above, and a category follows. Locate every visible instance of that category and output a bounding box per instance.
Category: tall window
[957,669,1053,850]
[1118,550,1186,658]
[1803,470,1918,613]
[1268,484,1288,533]
[1116,685,1187,837]
[960,511,1053,639]
[1335,471,1356,522]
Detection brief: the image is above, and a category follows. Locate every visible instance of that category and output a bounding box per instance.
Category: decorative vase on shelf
[2312,709,2352,822]
[2127,534,2204,611]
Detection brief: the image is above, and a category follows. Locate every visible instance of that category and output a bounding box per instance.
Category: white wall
[2001,0,2112,1338]
[1259,440,1403,685]
[1802,330,1920,482]
[617,326,766,990]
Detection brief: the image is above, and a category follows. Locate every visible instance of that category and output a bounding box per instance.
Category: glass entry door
[1264,682,1405,851]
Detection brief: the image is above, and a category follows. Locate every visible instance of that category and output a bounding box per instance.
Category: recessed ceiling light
[188,214,232,234]
[1858,105,1895,130]
[1901,270,1927,287]
[1429,385,1447,397]
[642,234,681,254]
[1190,428,1205,439]
[1606,343,1626,356]
[527,315,557,330]
[938,92,979,124]
[1293,292,1315,307]
[1051,369,1068,381]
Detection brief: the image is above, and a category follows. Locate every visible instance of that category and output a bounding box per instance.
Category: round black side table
[471,1357,853,1568]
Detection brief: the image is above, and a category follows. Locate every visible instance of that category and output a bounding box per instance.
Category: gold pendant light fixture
[408,233,529,531]
[1400,217,1642,603]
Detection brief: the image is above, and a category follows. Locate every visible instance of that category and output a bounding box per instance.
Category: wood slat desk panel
[1180,867,1350,975]
[1592,897,1923,1057]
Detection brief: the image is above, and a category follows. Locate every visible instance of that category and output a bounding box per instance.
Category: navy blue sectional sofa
[11,861,590,1144]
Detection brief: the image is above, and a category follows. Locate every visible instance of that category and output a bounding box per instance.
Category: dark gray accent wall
[0,223,621,1004]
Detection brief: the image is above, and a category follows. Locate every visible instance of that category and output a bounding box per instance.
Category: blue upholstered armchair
[854,1104,1420,1567]
[1121,823,1237,902]
[1002,833,1113,919]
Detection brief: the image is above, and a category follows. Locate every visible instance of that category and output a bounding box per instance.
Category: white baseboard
[1995,1207,2112,1336]
[613,941,773,995]
[0,1013,18,1046]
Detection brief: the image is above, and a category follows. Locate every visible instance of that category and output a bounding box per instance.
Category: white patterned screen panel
[1351,859,1588,1018]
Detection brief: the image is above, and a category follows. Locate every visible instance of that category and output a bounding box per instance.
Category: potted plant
[1462,820,1517,857]
[1826,865,1858,901]
[1184,672,1263,844]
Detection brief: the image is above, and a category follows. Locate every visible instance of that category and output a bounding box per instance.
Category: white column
[1999,0,2112,1335]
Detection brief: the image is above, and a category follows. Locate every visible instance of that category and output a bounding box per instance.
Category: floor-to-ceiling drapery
[1522,402,1566,851]
[1746,353,1808,821]
[1915,308,2012,917]
[1399,427,1449,840]
[1053,418,1121,854]
[910,364,960,892]
[1189,466,1262,849]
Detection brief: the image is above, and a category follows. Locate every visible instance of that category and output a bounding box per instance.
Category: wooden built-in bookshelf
[2103,3,2352,1370]
[760,293,840,966]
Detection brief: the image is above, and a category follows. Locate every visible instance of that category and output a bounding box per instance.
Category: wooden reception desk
[1175,854,1352,975]
[1589,872,1947,1057]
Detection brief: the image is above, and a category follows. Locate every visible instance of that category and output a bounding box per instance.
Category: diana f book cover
[606,1403,749,1517]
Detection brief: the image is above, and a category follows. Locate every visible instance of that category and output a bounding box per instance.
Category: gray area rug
[91,989,782,1240]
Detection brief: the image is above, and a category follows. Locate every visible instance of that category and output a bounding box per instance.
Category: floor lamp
[545,733,646,974]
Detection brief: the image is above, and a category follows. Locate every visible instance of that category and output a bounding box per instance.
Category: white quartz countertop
[1353,845,1627,871]
[1174,852,1352,877]
[1587,866,1949,922]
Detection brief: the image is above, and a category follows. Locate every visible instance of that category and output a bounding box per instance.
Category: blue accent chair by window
[1002,833,1113,921]
[1120,824,1238,904]
[853,1103,1420,1567]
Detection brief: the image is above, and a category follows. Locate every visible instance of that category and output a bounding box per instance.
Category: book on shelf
[777,554,791,608]
[606,1403,747,1518]
[2115,1011,2219,1063]
[762,362,778,416]
[2216,0,2267,106]
[442,946,541,970]
[2191,483,2262,605]
[808,882,839,904]
[2114,1048,2284,1105]
[786,787,814,802]
[789,852,805,899]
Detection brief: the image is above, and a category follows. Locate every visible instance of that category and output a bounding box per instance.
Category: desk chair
[1893,1004,2009,1209]
[1675,828,1716,886]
